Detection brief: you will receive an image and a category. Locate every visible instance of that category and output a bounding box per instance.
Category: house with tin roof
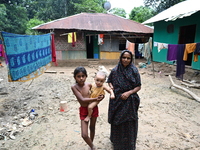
[143,0,200,70]
[33,13,153,64]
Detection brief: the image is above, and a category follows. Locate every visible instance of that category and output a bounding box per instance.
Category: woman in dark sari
[107,50,141,150]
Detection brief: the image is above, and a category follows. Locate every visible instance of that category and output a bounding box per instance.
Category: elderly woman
[107,50,141,150]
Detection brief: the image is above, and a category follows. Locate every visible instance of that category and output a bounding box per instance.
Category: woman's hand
[120,86,141,100]
[120,91,131,100]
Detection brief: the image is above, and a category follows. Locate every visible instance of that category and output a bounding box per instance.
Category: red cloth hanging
[72,32,76,47]
[51,34,57,66]
[0,44,5,57]
[98,34,104,45]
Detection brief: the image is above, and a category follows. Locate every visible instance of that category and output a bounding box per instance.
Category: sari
[107,61,141,150]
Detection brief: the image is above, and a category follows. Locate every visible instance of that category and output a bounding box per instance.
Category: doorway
[178,24,196,66]
[86,36,94,58]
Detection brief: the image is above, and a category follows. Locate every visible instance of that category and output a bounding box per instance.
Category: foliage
[35,0,80,21]
[144,0,186,13]
[129,6,156,24]
[25,18,45,35]
[109,8,126,18]
[2,4,28,34]
[73,0,107,13]
[0,0,81,34]
[0,4,8,32]
[23,0,41,20]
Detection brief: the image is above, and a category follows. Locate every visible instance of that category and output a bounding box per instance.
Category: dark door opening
[178,24,196,66]
[119,39,126,50]
[86,36,94,59]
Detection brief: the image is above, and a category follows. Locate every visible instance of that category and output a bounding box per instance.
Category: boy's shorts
[79,106,99,120]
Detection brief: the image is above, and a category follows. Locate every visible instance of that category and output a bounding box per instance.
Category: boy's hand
[97,94,104,101]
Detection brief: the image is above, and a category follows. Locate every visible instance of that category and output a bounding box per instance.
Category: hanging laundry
[126,40,135,55]
[176,44,186,80]
[0,44,4,57]
[126,40,129,49]
[68,32,77,47]
[194,42,200,61]
[0,44,4,67]
[98,34,104,45]
[138,43,144,56]
[68,33,72,43]
[0,44,5,67]
[154,42,158,47]
[143,37,152,64]
[194,42,200,54]
[0,40,8,64]
[51,34,57,66]
[149,37,152,51]
[1,31,52,82]
[157,43,168,52]
[144,42,151,64]
[183,43,197,61]
[167,44,178,61]
[72,32,76,47]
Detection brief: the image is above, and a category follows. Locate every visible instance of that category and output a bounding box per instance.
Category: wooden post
[169,75,200,102]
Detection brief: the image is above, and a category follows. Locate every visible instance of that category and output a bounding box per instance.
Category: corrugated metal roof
[143,0,200,24]
[33,13,153,34]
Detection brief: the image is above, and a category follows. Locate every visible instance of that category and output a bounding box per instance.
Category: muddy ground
[0,58,200,150]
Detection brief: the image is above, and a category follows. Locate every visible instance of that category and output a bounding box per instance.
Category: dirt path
[0,60,200,150]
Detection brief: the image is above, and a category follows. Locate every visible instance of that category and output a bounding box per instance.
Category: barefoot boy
[71,66,104,150]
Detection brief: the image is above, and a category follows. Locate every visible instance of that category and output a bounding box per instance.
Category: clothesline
[154,41,200,62]
[154,41,200,80]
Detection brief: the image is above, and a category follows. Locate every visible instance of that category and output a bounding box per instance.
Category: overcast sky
[108,0,144,15]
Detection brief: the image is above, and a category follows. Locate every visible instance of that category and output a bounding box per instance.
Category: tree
[129,6,156,24]
[0,2,28,34]
[23,0,42,20]
[0,4,9,32]
[25,18,45,35]
[0,0,111,34]
[1,0,23,5]
[144,0,186,13]
[2,0,81,22]
[73,0,107,13]
[109,8,126,18]
[1,0,41,20]
[7,5,28,34]
[35,0,75,21]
